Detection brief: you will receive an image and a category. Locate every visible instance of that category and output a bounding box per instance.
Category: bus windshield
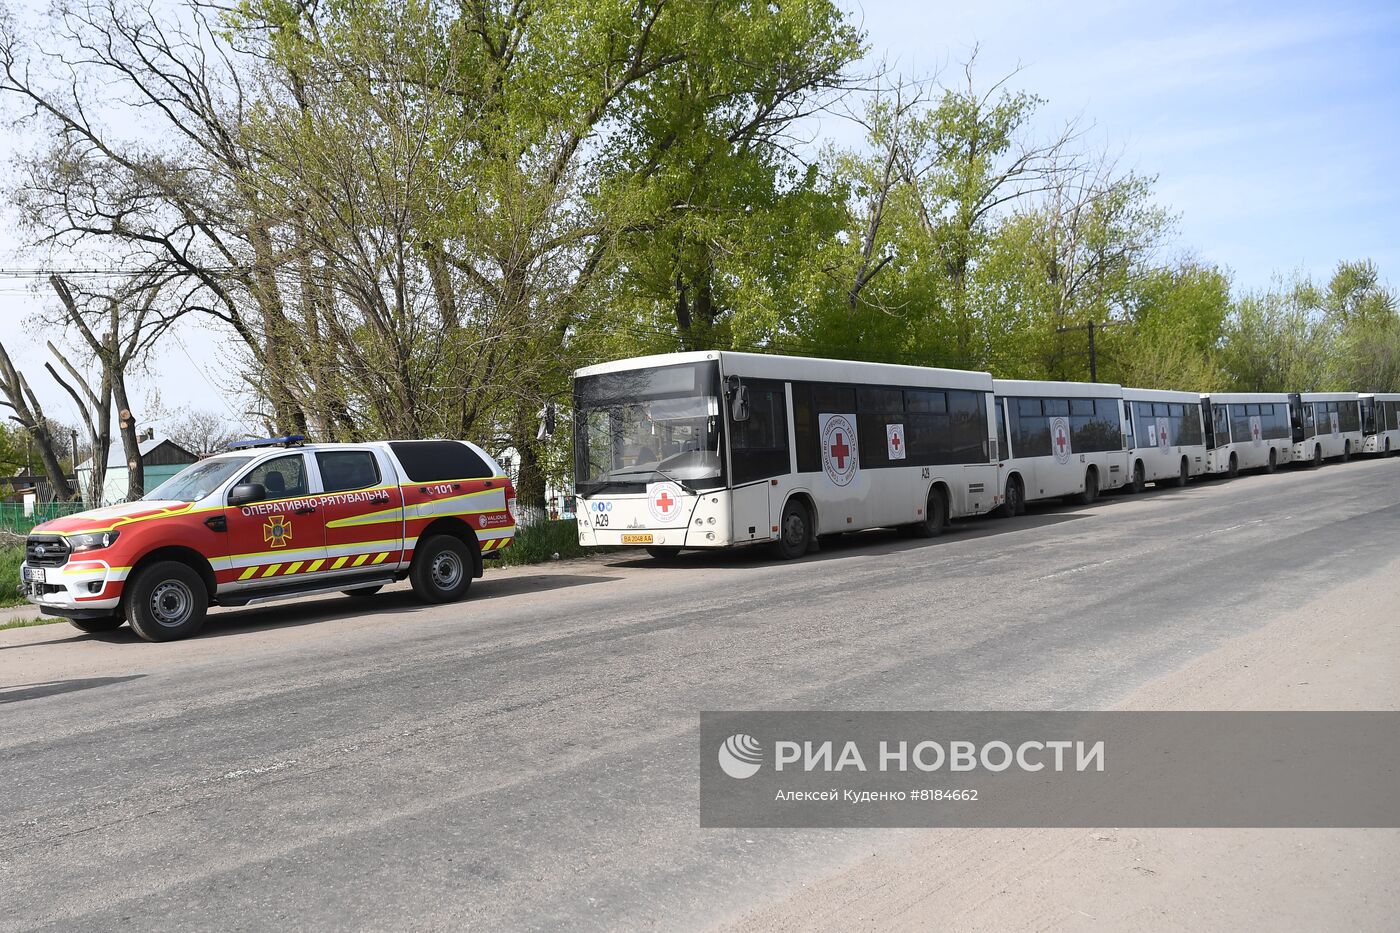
[574,361,724,493]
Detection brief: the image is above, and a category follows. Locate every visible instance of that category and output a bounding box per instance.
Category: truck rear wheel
[124,561,209,642]
[410,535,473,603]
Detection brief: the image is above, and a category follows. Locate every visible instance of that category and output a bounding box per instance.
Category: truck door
[224,452,328,588]
[313,448,406,573]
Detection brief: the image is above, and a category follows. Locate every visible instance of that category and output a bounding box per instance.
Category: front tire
[1227,453,1239,478]
[68,616,124,634]
[1342,440,1351,462]
[1312,444,1323,468]
[124,561,209,642]
[772,499,812,559]
[410,535,473,604]
[1130,461,1146,494]
[1264,448,1277,474]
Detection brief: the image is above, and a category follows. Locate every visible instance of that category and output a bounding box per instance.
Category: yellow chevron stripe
[261,564,282,578]
[372,552,388,564]
[352,554,369,567]
[332,556,348,570]
[308,559,325,572]
[286,561,304,574]
[240,567,258,581]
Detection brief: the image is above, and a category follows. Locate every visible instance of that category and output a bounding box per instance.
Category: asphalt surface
[2,456,1398,931]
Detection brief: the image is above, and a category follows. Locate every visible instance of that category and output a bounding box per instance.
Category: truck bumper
[20,560,125,616]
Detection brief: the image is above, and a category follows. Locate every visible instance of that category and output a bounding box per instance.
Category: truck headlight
[67,531,120,553]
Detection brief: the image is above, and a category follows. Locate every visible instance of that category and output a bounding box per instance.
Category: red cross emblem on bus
[830,433,850,468]
[655,491,675,514]
[1055,429,1068,453]
[891,432,901,451]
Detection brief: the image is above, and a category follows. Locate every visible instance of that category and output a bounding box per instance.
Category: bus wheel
[1387,438,1393,456]
[772,499,812,559]
[1312,444,1323,468]
[1077,468,1099,505]
[646,546,681,561]
[909,488,946,538]
[1000,475,1025,517]
[1227,453,1239,478]
[1264,449,1277,474]
[1130,461,1145,494]
[1175,456,1190,487]
[1342,440,1351,462]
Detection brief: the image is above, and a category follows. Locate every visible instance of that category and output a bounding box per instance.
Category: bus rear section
[992,379,1127,512]
[573,351,1000,558]
[1359,393,1400,455]
[1200,392,1293,476]
[1121,388,1208,490]
[1288,392,1364,466]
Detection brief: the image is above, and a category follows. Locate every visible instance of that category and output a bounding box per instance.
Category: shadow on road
[58,572,623,645]
[0,675,145,703]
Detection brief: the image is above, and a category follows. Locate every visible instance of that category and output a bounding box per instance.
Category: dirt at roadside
[720,560,1400,933]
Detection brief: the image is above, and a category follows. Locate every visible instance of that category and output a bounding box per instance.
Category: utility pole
[1056,320,1122,382]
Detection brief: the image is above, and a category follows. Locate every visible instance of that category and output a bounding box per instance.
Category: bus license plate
[621,534,653,544]
[23,566,46,583]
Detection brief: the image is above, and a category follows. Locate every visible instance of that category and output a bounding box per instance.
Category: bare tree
[0,342,78,499]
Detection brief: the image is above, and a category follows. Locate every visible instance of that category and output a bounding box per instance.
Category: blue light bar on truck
[227,435,306,449]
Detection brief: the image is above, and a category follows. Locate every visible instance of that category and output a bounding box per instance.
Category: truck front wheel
[411,535,473,603]
[124,561,209,642]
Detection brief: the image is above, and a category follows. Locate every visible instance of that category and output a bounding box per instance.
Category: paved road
[2,457,1398,931]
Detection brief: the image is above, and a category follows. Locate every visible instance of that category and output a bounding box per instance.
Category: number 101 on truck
[572,352,1003,560]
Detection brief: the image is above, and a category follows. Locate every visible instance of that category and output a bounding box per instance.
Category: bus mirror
[730,384,751,422]
[537,404,557,440]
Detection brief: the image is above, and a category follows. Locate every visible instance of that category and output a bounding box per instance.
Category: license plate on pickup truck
[621,534,654,544]
[22,566,46,584]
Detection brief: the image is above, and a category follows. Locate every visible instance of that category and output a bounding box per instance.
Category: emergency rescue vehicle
[19,437,517,641]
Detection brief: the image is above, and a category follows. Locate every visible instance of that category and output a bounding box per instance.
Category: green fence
[0,502,91,536]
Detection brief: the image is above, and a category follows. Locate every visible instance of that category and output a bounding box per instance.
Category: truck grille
[25,535,71,567]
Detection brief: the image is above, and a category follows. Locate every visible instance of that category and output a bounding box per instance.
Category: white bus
[1121,388,1208,490]
[1359,393,1400,456]
[992,379,1127,513]
[1200,392,1294,476]
[1287,391,1364,466]
[572,352,1000,559]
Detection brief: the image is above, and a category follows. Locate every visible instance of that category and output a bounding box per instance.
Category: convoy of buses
[572,351,1400,559]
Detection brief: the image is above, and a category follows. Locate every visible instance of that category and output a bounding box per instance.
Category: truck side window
[389,440,493,481]
[317,450,381,493]
[240,454,308,501]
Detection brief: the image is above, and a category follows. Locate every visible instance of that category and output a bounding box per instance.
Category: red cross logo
[1253,424,1260,439]
[655,491,674,514]
[830,433,850,469]
[1055,430,1067,453]
[891,433,901,451]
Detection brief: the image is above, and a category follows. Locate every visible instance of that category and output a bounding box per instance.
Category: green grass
[0,615,59,631]
[497,519,615,567]
[0,545,25,608]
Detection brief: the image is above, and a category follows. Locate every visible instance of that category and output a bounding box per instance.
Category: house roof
[76,437,196,472]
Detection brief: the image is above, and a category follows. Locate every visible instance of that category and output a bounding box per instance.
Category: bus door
[1361,397,1376,437]
[1201,399,1215,449]
[1122,400,1136,451]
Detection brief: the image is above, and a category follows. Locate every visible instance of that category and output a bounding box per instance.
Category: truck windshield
[142,456,256,503]
[574,361,724,494]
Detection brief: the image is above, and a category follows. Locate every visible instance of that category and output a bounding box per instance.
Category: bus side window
[730,378,789,484]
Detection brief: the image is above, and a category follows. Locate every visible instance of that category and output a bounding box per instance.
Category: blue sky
[1,0,1397,422]
[850,0,1400,285]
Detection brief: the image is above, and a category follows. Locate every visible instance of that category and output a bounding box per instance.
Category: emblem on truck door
[263,514,293,548]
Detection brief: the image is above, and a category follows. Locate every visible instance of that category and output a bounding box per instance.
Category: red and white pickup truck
[20,438,517,641]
